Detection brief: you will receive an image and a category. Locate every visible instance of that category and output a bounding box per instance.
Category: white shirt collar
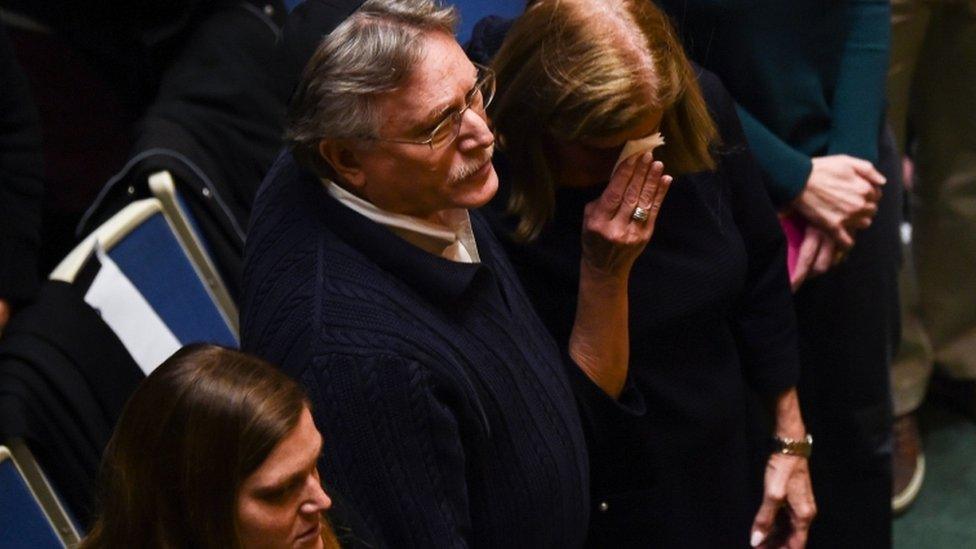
[325,180,481,264]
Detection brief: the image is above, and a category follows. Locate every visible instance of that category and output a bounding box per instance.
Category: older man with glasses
[241,0,672,546]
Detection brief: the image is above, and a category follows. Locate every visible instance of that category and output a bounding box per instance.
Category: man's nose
[456,108,494,151]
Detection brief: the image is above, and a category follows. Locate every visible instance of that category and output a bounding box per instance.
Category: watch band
[771,433,813,458]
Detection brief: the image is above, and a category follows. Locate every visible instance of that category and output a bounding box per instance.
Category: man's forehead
[410,32,476,89]
[378,32,477,123]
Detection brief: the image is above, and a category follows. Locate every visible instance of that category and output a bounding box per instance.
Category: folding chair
[147,170,238,333]
[51,198,238,376]
[0,440,81,548]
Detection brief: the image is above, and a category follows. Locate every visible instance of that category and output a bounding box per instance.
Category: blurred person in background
[885,0,976,514]
[0,0,289,275]
[0,25,42,334]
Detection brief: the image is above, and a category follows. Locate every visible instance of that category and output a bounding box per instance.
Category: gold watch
[770,434,813,458]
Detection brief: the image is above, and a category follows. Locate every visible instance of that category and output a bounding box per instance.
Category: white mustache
[449,147,494,183]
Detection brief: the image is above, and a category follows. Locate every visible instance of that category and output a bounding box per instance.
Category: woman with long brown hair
[475,0,815,546]
[81,344,350,549]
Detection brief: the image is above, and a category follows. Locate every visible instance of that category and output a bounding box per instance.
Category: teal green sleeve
[734,104,813,207]
[826,0,890,162]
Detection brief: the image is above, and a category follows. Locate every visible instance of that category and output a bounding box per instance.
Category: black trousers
[796,128,902,549]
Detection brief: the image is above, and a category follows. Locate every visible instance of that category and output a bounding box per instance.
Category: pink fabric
[780,214,806,278]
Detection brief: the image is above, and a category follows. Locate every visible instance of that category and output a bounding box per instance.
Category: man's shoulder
[243,151,388,301]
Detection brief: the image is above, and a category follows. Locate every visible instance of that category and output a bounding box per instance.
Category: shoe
[891,413,925,515]
[929,373,976,421]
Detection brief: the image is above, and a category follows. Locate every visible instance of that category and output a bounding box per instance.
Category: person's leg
[891,243,933,418]
[797,128,902,548]
[910,3,976,387]
[887,0,930,153]
[885,0,934,513]
[888,0,935,418]
[890,231,931,513]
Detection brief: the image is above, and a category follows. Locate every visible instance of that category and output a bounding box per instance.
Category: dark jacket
[77,1,288,301]
[0,281,143,523]
[241,152,645,547]
[0,0,254,111]
[0,27,43,304]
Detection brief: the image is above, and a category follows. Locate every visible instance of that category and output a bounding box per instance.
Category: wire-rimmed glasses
[372,63,495,150]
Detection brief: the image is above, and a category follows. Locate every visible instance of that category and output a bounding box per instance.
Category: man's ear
[318,139,367,189]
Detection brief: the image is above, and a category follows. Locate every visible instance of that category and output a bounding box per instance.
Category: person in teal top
[655,1,902,547]
[660,0,889,206]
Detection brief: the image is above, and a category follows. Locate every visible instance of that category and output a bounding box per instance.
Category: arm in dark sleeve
[826,0,890,162]
[563,350,646,454]
[0,28,43,304]
[706,73,801,397]
[734,105,813,207]
[300,353,473,548]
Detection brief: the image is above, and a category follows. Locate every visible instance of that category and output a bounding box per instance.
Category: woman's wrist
[578,263,630,292]
[772,387,807,440]
[570,263,631,399]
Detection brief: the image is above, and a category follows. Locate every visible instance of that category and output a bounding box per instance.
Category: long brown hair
[81,344,339,549]
[490,0,718,241]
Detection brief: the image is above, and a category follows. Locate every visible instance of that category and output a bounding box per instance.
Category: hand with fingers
[580,152,672,279]
[750,452,817,549]
[789,224,846,292]
[568,151,672,399]
[792,154,886,249]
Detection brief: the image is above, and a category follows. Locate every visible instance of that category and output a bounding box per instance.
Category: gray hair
[285,0,458,178]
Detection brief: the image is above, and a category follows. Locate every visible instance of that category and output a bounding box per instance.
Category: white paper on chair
[613,132,666,172]
[84,244,181,376]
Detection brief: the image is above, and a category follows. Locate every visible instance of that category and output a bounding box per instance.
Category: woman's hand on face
[569,152,671,398]
[579,152,672,281]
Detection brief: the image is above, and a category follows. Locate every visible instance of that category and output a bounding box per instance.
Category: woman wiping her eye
[474,0,815,546]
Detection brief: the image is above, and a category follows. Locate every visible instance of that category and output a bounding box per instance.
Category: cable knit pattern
[241,152,593,548]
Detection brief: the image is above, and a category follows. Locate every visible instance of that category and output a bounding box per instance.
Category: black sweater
[241,152,644,547]
[484,69,801,547]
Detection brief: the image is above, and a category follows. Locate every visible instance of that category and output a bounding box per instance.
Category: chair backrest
[448,0,525,45]
[0,440,81,548]
[51,198,238,376]
[148,171,239,334]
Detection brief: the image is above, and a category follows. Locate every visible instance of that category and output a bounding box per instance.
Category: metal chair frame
[0,440,81,547]
[50,197,238,340]
[147,171,239,334]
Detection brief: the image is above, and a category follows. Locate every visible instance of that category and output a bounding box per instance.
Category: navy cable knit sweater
[241,152,644,547]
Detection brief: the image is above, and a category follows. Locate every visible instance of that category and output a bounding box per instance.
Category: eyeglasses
[373,63,495,150]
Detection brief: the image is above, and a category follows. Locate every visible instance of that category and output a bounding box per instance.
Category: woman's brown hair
[490,0,718,241]
[81,344,338,549]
